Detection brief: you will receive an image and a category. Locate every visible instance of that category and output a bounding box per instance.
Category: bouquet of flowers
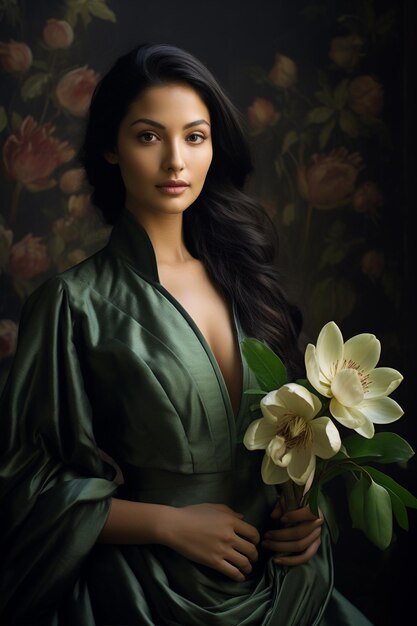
[241,321,417,549]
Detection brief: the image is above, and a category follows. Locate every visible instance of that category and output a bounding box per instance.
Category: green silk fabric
[0,209,374,625]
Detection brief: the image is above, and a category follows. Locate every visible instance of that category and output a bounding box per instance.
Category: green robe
[0,209,374,625]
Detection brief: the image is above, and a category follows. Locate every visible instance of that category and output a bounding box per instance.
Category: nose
[163,139,185,172]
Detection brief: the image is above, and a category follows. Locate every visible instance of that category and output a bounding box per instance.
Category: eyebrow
[129,117,210,129]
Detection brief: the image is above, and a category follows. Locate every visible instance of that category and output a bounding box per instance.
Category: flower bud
[0,40,32,73]
[43,19,74,49]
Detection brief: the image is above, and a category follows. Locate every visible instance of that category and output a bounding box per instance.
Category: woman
[0,43,373,625]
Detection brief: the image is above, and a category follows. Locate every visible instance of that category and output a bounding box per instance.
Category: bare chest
[158,260,242,417]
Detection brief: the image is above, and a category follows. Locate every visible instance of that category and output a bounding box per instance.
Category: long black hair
[80,42,304,378]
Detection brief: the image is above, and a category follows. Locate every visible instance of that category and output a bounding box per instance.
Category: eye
[138,132,158,143]
[187,133,205,144]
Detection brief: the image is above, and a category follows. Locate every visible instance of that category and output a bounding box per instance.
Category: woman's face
[105,82,213,219]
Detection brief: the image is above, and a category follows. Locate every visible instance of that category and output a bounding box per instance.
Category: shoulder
[19,244,110,323]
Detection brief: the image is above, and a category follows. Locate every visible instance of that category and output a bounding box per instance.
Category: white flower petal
[275,450,292,468]
[354,415,375,439]
[243,418,277,450]
[358,397,404,424]
[261,454,290,484]
[305,344,330,396]
[311,416,342,458]
[276,383,321,421]
[331,368,364,407]
[260,389,288,422]
[316,321,344,379]
[330,398,366,429]
[267,436,286,463]
[288,447,316,486]
[343,333,380,373]
[366,367,404,399]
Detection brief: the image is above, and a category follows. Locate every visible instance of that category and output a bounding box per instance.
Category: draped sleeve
[0,276,119,624]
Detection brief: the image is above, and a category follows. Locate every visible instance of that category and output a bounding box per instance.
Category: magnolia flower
[243,383,341,486]
[305,321,403,438]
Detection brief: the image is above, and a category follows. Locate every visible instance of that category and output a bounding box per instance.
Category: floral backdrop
[0,0,116,383]
[0,1,413,623]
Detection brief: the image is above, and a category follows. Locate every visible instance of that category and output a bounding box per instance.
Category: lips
[156,179,190,188]
[156,179,190,196]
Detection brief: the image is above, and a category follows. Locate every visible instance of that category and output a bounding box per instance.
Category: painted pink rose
[0,40,32,73]
[362,250,384,278]
[298,147,363,208]
[43,19,74,49]
[353,181,384,216]
[56,66,100,117]
[0,319,18,359]
[8,233,50,280]
[348,75,384,118]
[269,54,297,89]
[247,98,280,132]
[329,35,364,70]
[68,193,90,218]
[2,116,75,191]
[59,168,85,194]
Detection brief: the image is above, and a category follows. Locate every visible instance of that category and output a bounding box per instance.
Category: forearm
[97,497,176,545]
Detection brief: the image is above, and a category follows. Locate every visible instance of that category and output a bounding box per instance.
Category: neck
[126,207,192,265]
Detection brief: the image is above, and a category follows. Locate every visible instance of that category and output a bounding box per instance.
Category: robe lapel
[107,208,250,470]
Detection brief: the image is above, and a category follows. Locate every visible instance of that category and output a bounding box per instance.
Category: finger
[225,549,253,575]
[263,525,322,555]
[273,536,322,566]
[264,517,323,542]
[235,520,261,545]
[232,536,259,563]
[216,559,246,582]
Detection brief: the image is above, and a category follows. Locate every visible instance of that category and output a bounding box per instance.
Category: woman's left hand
[261,498,323,566]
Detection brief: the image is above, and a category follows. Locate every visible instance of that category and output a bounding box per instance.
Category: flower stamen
[277,413,312,450]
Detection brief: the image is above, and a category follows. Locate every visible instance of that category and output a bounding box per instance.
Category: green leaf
[274,157,283,178]
[243,388,268,395]
[318,489,339,544]
[347,472,394,548]
[240,337,288,391]
[318,117,336,149]
[319,460,357,485]
[21,73,50,101]
[306,106,334,125]
[343,432,415,464]
[363,466,417,509]
[363,480,392,549]
[89,0,116,22]
[0,105,7,132]
[348,474,367,531]
[281,130,298,154]
[385,487,409,531]
[314,89,334,108]
[305,476,320,516]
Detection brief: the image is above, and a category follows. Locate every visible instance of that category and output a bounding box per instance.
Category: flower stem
[281,481,305,512]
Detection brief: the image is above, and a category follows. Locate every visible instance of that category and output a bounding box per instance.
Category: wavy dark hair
[80,42,304,378]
